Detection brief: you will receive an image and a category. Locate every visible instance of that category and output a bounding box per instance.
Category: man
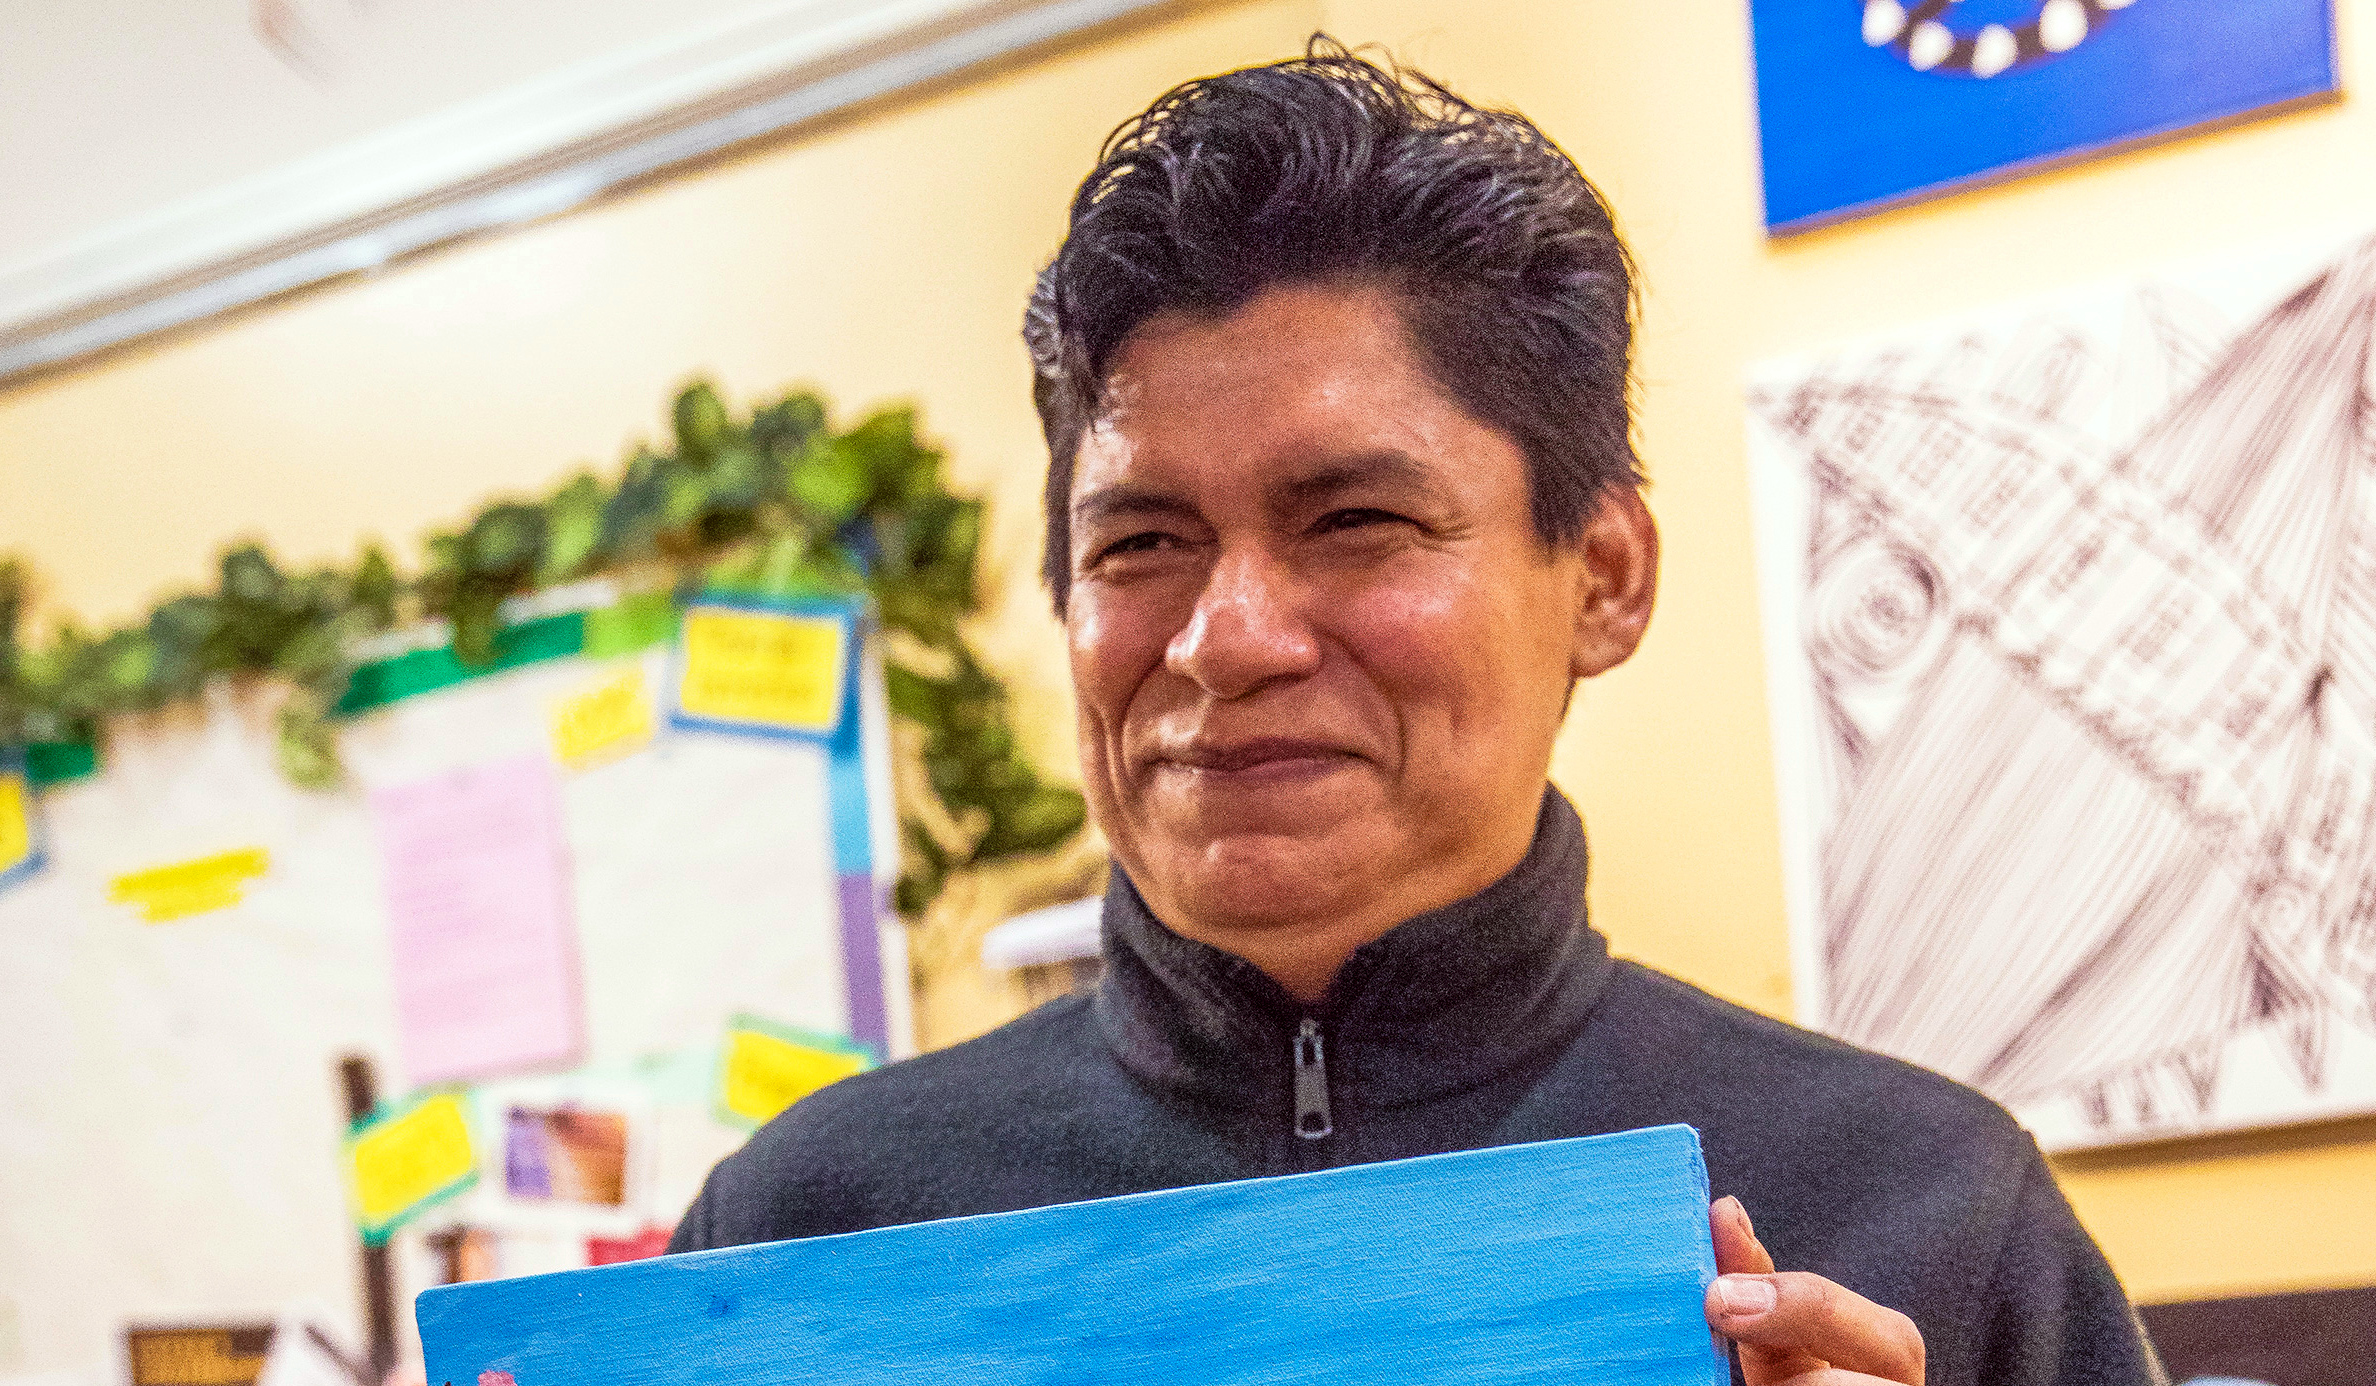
[673,41,2161,1385]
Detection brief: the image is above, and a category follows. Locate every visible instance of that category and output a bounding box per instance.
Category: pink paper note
[374,754,584,1086]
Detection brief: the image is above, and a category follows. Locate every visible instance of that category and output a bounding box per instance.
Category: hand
[1704,1196,1925,1386]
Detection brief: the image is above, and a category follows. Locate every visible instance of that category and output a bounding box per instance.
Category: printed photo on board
[505,1107,631,1206]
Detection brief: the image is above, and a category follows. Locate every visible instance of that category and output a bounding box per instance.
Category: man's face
[1064,282,1634,969]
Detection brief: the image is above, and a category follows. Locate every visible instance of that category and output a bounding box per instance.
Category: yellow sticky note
[678,607,847,735]
[0,773,29,878]
[717,1019,871,1129]
[125,1326,273,1386]
[346,1092,477,1241]
[109,848,269,922]
[550,668,656,769]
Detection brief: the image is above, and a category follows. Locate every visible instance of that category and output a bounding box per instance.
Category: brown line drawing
[1752,235,2376,1141]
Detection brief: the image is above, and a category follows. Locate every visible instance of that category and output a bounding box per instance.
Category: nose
[1164,545,1320,699]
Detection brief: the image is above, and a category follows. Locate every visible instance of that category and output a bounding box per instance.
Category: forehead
[1072,283,1502,502]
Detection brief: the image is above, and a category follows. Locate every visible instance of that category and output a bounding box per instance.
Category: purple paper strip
[505,1108,551,1199]
[836,872,888,1054]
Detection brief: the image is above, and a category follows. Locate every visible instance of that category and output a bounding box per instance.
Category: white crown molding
[0,0,1174,385]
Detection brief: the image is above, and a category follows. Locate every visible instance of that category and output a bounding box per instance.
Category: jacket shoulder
[1589,959,2029,1155]
[675,995,1105,1248]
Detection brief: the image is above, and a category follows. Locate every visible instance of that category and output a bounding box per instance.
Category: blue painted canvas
[418,1124,1727,1386]
[1751,0,2339,233]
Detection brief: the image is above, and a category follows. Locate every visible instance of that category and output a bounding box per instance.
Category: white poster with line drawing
[1746,225,2376,1151]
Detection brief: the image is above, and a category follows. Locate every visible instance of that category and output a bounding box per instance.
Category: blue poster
[1751,0,2339,233]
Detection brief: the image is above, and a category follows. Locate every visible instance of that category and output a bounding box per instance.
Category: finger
[1708,1196,1776,1276]
[1706,1203,1821,1386]
[1756,1371,1914,1386]
[1707,1272,1824,1384]
[1709,1271,1925,1385]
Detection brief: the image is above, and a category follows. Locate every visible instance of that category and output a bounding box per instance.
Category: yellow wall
[3,0,2371,1311]
[1319,0,2376,1304]
[0,0,1323,780]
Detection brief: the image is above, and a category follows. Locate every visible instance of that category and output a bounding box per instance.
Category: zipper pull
[1292,1017,1333,1140]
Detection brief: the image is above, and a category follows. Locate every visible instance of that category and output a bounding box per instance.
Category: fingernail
[1716,1275,1777,1318]
[1724,1195,1755,1241]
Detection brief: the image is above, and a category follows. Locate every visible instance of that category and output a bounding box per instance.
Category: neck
[1094,787,1611,1112]
[1199,914,1411,1007]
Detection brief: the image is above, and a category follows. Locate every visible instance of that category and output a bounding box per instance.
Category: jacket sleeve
[666,1171,720,1253]
[1968,1155,2169,1386]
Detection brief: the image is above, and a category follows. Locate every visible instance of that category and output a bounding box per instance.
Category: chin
[1167,831,1362,927]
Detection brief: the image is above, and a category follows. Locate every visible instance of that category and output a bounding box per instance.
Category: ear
[1569,487,1659,680]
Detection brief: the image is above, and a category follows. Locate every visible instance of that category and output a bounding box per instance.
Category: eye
[1092,531,1184,563]
[1312,507,1412,535]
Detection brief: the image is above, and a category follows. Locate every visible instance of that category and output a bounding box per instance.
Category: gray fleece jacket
[673,790,2162,1385]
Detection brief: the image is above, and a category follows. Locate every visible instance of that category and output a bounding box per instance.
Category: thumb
[1710,1195,1773,1277]
[1707,1197,1826,1385]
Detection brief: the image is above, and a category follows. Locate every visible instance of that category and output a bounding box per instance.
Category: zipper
[1292,1017,1333,1140]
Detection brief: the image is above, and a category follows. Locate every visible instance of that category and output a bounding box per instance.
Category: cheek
[1330,565,1568,734]
[1065,589,1175,734]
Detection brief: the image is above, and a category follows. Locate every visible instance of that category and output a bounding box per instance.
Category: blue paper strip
[0,747,44,892]
[826,658,871,879]
[418,1125,1727,1386]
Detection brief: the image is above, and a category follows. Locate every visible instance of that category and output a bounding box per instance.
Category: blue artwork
[418,1124,1727,1386]
[1751,0,2339,233]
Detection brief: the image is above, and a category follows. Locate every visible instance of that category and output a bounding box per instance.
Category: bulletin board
[0,605,908,1382]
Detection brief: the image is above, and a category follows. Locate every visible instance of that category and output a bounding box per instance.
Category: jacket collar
[1090,787,1615,1110]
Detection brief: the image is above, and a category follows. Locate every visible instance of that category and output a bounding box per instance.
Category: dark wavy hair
[1026,36,1641,613]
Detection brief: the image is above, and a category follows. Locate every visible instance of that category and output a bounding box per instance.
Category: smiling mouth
[1152,738,1357,779]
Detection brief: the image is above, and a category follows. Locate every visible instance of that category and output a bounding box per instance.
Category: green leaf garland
[0,382,1083,913]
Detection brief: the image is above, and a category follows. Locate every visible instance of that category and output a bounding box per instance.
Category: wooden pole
[337,1054,399,1384]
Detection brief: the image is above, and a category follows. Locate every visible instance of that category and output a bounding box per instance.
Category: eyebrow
[1071,450,1444,529]
[1070,484,1203,530]
[1274,450,1439,509]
